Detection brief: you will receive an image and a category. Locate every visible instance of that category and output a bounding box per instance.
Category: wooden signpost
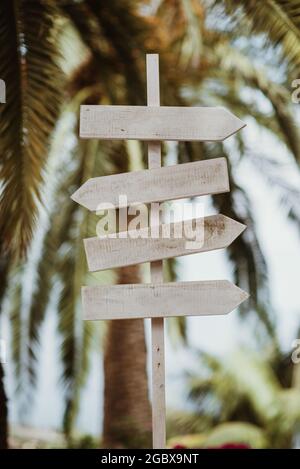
[71,54,249,449]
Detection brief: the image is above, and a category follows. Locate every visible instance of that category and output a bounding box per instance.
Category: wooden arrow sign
[71,157,229,211]
[73,54,248,450]
[80,105,245,141]
[82,280,249,321]
[84,215,246,272]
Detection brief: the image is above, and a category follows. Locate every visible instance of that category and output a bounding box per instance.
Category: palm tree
[0,0,64,448]
[1,0,300,448]
[11,0,167,447]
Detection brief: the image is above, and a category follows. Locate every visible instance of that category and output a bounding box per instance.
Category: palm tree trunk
[103,265,151,448]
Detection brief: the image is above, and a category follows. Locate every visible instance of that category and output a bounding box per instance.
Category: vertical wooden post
[146,54,166,449]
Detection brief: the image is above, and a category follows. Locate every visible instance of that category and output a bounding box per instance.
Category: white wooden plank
[146,53,166,450]
[151,315,165,448]
[71,157,229,211]
[80,105,245,141]
[84,215,246,272]
[82,280,249,321]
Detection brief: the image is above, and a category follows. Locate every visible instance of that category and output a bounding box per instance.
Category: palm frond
[213,0,300,75]
[157,0,204,67]
[0,0,64,257]
[0,252,11,308]
[214,46,300,163]
[177,140,276,341]
[214,171,275,341]
[26,181,79,387]
[54,136,122,436]
[187,41,300,164]
[247,152,300,231]
[8,268,23,389]
[62,0,155,105]
[58,243,85,437]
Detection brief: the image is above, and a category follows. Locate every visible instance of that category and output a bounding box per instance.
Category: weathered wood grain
[80,105,245,141]
[82,280,249,321]
[71,157,229,211]
[146,53,166,450]
[84,214,246,272]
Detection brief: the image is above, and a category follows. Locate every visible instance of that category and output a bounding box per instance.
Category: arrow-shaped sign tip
[226,280,249,313]
[70,183,89,209]
[219,108,246,140]
[70,188,79,204]
[222,215,247,244]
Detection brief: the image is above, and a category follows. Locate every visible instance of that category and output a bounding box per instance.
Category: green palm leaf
[211,45,300,163]
[214,0,300,74]
[0,0,64,256]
